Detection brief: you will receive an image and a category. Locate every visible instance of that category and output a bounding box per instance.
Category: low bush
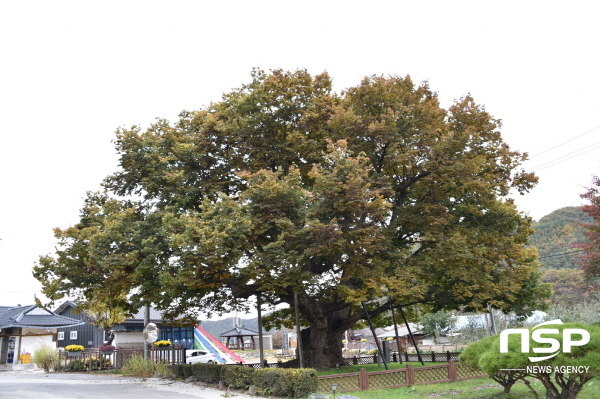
[67,359,86,372]
[253,368,318,398]
[85,356,111,371]
[173,363,317,397]
[191,362,223,383]
[223,366,255,389]
[68,358,111,372]
[33,342,60,372]
[121,355,171,377]
[173,364,192,378]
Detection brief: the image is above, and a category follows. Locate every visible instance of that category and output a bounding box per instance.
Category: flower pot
[99,350,114,355]
[67,351,82,357]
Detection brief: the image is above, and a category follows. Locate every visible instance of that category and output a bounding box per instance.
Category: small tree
[461,335,534,394]
[462,322,600,399]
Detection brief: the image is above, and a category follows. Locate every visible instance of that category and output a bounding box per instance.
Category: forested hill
[529,206,592,270]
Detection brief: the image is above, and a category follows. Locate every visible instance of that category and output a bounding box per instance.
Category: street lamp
[330,383,338,397]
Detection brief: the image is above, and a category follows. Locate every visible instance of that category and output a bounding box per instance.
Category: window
[58,332,64,340]
[70,331,77,340]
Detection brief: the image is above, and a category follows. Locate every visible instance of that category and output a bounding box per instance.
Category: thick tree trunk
[537,373,584,399]
[292,294,357,370]
[299,323,346,370]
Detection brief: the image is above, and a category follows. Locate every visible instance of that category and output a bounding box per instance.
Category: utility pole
[294,292,304,368]
[144,304,150,360]
[257,293,265,368]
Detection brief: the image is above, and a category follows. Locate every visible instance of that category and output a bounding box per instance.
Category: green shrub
[253,368,318,398]
[173,364,191,378]
[191,362,224,383]
[174,363,317,397]
[67,359,86,372]
[182,364,194,378]
[33,342,60,372]
[85,356,111,371]
[121,355,171,377]
[67,357,110,372]
[223,366,255,389]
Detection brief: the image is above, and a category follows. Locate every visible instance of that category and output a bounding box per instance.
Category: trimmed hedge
[222,366,255,389]
[253,368,318,398]
[173,364,317,397]
[191,362,223,384]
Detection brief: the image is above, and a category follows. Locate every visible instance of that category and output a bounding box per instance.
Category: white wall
[262,335,273,351]
[112,331,144,348]
[24,335,54,355]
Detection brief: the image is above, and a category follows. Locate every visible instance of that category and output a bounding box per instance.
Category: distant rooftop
[220,325,259,337]
[0,304,84,329]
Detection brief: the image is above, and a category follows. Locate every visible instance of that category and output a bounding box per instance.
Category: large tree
[34,69,549,369]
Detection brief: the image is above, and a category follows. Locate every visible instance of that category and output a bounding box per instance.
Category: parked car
[186,349,218,364]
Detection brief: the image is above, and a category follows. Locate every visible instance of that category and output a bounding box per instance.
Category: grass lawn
[316,375,600,399]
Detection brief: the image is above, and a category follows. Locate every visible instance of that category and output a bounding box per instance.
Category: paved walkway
[0,370,258,399]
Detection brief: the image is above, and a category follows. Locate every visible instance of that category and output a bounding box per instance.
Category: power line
[530,142,600,172]
[538,249,586,260]
[530,124,600,160]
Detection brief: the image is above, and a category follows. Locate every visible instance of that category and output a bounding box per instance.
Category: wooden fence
[60,345,186,372]
[317,361,487,393]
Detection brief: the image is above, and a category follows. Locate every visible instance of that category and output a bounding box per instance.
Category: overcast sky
[1,1,599,310]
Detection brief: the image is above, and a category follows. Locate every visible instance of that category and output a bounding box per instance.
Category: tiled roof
[220,325,259,337]
[0,304,84,329]
[54,300,199,324]
[128,307,164,321]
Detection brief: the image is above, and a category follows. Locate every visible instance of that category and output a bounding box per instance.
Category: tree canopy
[34,69,549,369]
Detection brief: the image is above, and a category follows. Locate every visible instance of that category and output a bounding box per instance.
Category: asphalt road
[0,371,257,399]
